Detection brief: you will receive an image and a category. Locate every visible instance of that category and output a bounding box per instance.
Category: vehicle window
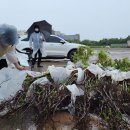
[46,36,61,43]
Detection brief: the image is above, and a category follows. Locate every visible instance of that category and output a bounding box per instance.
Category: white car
[16,35,83,61]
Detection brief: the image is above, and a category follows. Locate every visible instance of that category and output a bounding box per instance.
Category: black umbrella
[41,30,51,40]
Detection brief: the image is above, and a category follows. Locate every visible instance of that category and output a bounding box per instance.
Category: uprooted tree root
[1,70,130,130]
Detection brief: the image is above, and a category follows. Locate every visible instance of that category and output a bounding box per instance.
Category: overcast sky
[0,0,130,40]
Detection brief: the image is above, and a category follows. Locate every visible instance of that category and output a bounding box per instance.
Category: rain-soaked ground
[0,107,37,130]
[1,48,130,130]
[30,48,130,72]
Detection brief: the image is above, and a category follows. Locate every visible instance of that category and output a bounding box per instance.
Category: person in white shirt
[29,25,46,68]
[0,24,25,70]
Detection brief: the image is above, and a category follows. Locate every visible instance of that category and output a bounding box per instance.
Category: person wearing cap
[0,24,25,70]
[29,25,46,68]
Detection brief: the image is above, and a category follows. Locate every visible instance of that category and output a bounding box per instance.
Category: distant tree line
[68,36,130,46]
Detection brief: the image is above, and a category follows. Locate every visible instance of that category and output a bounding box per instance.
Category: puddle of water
[0,108,37,130]
[0,109,106,130]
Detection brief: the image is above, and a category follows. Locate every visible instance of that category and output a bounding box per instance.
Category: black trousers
[0,59,8,70]
[32,49,42,66]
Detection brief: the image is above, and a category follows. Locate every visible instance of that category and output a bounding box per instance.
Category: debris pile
[0,61,130,130]
[1,47,130,130]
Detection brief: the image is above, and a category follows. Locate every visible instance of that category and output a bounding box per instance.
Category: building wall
[53,30,80,41]
[63,34,80,41]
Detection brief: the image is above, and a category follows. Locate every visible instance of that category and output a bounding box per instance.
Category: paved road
[108,48,130,59]
[27,59,69,72]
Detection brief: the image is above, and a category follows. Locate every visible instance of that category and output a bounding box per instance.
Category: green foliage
[98,51,130,71]
[126,35,130,40]
[73,46,93,66]
[114,57,130,71]
[91,46,104,48]
[23,75,44,90]
[79,36,130,47]
[80,39,98,46]
[101,108,113,122]
[67,39,80,43]
[98,50,108,63]
[73,47,130,71]
[23,76,36,90]
[97,50,114,68]
[110,44,126,48]
[100,108,122,130]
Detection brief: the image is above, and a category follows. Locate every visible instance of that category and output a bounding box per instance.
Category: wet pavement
[27,48,130,72]
[108,48,130,59]
[27,59,69,72]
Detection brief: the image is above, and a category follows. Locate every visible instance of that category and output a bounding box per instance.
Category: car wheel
[68,49,77,62]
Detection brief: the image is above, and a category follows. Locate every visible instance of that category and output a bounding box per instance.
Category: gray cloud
[0,0,130,40]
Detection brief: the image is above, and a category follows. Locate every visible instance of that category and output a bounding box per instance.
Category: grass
[87,45,127,48]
